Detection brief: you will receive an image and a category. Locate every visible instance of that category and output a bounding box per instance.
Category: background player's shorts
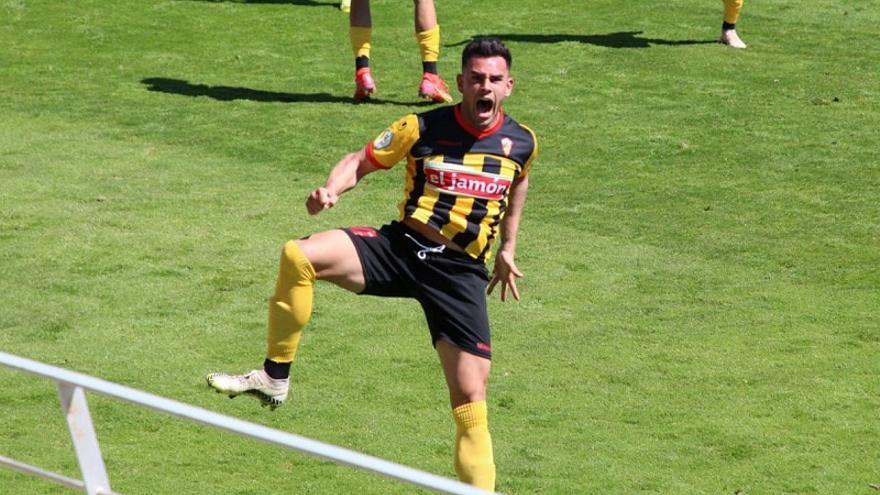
[343,221,493,359]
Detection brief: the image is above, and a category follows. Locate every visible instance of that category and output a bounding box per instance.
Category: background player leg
[350,0,375,100]
[414,0,452,103]
[436,341,496,490]
[720,0,747,48]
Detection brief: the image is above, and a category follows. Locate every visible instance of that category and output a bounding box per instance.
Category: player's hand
[306,187,338,215]
[487,250,523,302]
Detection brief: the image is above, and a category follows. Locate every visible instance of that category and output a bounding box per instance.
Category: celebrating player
[349,0,453,103]
[720,0,747,48]
[206,37,537,491]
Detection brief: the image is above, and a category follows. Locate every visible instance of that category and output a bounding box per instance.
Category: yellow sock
[723,0,744,24]
[453,400,495,491]
[350,26,371,59]
[415,25,440,63]
[266,241,315,363]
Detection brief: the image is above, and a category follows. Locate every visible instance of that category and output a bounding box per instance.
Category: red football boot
[354,67,376,102]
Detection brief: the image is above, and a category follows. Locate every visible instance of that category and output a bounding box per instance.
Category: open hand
[487,250,523,302]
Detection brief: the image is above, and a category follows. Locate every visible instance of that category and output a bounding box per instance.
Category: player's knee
[450,384,487,408]
[280,240,316,283]
[459,392,486,407]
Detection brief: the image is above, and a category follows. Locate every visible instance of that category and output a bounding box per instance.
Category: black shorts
[343,221,493,359]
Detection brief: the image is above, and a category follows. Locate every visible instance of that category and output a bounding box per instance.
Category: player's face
[457,55,513,131]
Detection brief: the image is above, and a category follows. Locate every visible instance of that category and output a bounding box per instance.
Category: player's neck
[454,104,503,138]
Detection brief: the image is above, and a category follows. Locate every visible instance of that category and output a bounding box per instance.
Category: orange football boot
[418,72,453,103]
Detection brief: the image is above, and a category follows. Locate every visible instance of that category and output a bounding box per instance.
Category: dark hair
[461,37,512,69]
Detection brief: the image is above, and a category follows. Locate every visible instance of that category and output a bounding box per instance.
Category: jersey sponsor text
[424,161,512,200]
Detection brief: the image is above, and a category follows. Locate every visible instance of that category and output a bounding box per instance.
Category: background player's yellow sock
[723,0,744,24]
[266,241,315,364]
[350,26,372,60]
[415,25,440,64]
[453,400,496,490]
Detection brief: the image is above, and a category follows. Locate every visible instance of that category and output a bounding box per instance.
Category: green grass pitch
[1,0,878,493]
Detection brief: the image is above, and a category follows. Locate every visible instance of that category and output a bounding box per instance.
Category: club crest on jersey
[501,137,513,157]
[424,160,512,200]
[373,130,393,150]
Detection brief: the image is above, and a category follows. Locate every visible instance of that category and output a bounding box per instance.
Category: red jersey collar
[454,104,504,139]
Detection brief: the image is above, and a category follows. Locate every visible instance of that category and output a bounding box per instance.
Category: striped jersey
[365,104,538,262]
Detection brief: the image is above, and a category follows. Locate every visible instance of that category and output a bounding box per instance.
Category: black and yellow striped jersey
[365,104,538,262]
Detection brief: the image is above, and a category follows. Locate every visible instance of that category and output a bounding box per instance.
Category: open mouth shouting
[476,97,495,120]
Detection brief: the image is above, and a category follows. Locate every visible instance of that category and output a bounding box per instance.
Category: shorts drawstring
[404,233,446,260]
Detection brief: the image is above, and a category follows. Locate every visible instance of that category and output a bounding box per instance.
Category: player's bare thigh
[295,229,365,293]
[436,340,492,408]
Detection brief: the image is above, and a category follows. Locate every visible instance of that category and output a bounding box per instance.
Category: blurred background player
[340,0,350,13]
[349,0,453,103]
[720,0,747,48]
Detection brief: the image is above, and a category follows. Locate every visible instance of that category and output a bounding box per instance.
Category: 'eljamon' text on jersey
[366,105,538,262]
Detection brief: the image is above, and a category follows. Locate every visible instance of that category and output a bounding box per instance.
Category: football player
[207,37,537,491]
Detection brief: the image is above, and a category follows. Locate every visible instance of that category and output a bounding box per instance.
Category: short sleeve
[519,124,539,178]
[365,114,421,169]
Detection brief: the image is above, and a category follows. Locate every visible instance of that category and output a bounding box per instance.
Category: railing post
[57,383,113,495]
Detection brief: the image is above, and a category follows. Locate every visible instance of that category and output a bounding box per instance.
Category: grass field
[2,0,879,493]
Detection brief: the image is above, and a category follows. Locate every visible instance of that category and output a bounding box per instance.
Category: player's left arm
[488,174,529,302]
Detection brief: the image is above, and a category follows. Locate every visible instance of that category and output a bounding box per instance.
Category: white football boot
[206,369,289,410]
[720,29,747,49]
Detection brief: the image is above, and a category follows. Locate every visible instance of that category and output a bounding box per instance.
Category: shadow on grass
[141,77,435,106]
[450,32,716,49]
[181,0,337,6]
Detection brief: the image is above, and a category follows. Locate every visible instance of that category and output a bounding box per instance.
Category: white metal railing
[0,352,498,495]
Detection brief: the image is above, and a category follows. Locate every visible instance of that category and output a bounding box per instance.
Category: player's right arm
[306,148,381,215]
[306,113,420,215]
